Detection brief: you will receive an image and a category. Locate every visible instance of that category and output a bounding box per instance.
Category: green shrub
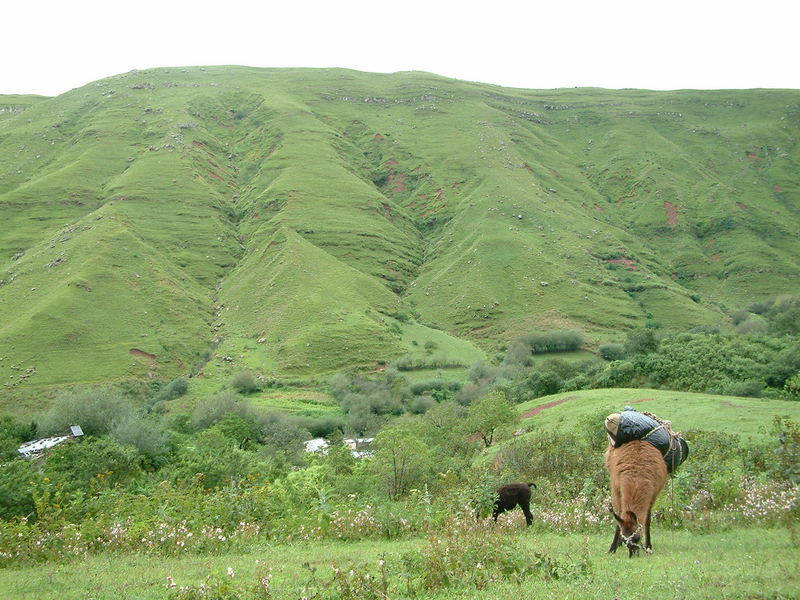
[624,329,658,355]
[409,379,460,396]
[598,343,626,361]
[38,387,135,436]
[307,415,346,438]
[0,460,39,519]
[231,370,261,394]
[42,437,143,493]
[160,378,189,400]
[517,330,584,354]
[259,412,311,459]
[110,415,171,467]
[593,360,636,388]
[192,391,255,431]
[0,416,37,460]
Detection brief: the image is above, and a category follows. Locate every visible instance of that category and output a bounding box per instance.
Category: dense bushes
[633,334,799,394]
[38,388,136,436]
[513,330,585,354]
[495,327,800,401]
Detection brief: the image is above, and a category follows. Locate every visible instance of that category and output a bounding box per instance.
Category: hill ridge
[1,66,798,388]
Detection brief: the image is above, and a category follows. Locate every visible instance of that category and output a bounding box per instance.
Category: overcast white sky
[3,0,797,96]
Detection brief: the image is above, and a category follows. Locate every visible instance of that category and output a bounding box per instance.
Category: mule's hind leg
[645,509,653,552]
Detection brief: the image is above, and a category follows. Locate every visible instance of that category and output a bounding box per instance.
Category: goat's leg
[609,525,621,553]
[520,500,533,527]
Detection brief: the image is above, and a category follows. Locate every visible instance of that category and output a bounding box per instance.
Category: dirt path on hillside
[520,395,660,419]
[520,396,577,418]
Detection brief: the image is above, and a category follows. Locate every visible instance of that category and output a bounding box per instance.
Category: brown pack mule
[605,440,668,557]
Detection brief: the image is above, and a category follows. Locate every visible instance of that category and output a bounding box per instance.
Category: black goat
[492,482,536,526]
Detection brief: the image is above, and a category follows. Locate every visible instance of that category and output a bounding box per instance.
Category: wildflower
[227,567,235,577]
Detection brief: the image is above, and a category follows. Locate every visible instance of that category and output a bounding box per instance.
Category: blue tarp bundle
[605,407,689,473]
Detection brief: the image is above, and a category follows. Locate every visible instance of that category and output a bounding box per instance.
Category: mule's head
[613,510,643,557]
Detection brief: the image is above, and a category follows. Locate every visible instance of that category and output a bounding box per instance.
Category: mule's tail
[527,482,537,489]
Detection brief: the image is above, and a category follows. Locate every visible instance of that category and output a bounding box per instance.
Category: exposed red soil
[630,398,657,404]
[252,213,261,220]
[746,150,759,161]
[217,122,233,128]
[605,258,639,270]
[548,168,563,179]
[434,188,445,200]
[773,184,784,193]
[720,400,748,408]
[373,133,384,141]
[129,349,156,364]
[520,396,577,418]
[452,181,464,189]
[192,140,206,148]
[208,171,223,181]
[710,253,725,262]
[664,201,678,227]
[382,202,392,214]
[737,202,748,210]
[384,159,398,166]
[387,169,406,192]
[471,324,493,333]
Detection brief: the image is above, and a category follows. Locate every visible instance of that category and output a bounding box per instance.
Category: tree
[624,329,658,355]
[466,391,518,447]
[371,421,433,499]
[786,372,800,396]
[231,370,261,394]
[599,343,626,361]
[38,387,134,436]
[503,339,532,366]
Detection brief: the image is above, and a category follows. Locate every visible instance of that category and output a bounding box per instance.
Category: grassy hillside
[1,67,799,391]
[514,388,800,437]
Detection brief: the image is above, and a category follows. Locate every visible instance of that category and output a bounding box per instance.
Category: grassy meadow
[1,526,796,599]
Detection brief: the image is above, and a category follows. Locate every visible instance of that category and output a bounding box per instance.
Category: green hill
[1,67,799,391]
[514,388,800,438]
